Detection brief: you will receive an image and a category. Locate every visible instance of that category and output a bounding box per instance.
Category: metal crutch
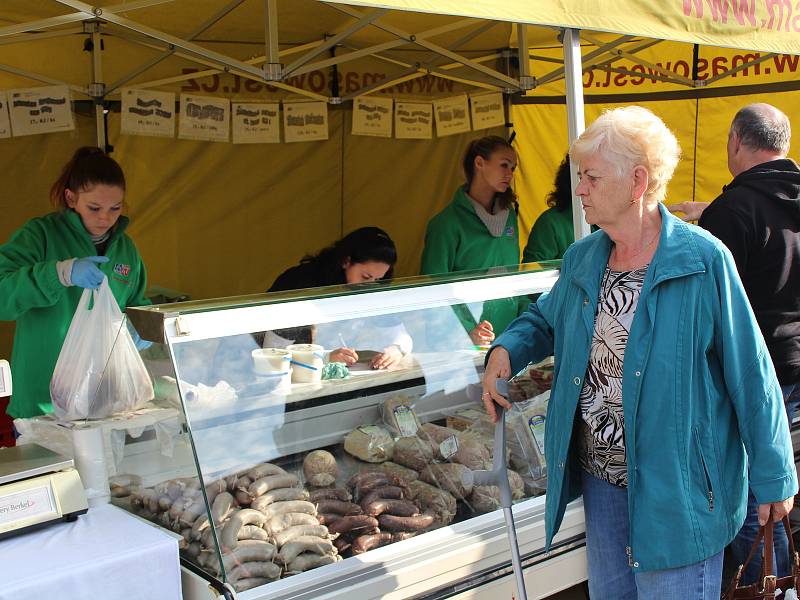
[472,378,529,600]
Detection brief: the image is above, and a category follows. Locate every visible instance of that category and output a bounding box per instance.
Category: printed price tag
[393,405,418,437]
[529,415,547,455]
[439,435,459,460]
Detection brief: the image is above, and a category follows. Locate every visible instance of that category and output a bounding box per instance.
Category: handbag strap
[725,513,796,598]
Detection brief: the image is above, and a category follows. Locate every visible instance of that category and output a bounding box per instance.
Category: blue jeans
[727,382,800,585]
[582,471,724,600]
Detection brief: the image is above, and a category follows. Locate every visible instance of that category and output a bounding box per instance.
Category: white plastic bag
[50,278,154,420]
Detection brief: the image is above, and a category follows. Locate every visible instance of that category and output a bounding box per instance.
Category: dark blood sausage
[359,486,404,510]
[333,537,352,553]
[316,513,341,526]
[364,499,419,517]
[347,472,389,490]
[355,477,395,497]
[351,532,394,555]
[378,513,435,532]
[309,488,352,503]
[315,499,362,516]
[327,515,380,535]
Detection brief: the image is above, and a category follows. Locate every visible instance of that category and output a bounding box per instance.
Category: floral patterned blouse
[578,265,648,487]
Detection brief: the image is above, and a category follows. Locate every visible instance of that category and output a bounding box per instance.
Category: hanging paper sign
[8,85,74,137]
[394,101,433,140]
[120,88,175,138]
[470,92,505,130]
[283,101,328,142]
[352,96,393,138]
[0,92,10,139]
[178,94,230,142]
[232,102,280,144]
[433,95,471,137]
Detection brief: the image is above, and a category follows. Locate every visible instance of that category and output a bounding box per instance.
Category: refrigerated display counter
[115,264,587,599]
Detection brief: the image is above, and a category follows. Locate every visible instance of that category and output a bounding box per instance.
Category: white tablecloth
[0,503,182,600]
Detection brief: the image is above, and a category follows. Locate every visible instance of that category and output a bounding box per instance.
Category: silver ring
[481,392,490,398]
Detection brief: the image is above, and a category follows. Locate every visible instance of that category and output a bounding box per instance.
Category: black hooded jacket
[699,158,800,385]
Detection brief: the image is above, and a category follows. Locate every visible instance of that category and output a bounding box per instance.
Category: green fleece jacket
[421,186,524,335]
[522,206,574,263]
[0,210,148,418]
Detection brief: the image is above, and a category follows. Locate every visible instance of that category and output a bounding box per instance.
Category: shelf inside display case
[112,264,576,598]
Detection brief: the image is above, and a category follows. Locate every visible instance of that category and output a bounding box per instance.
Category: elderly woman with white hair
[482,106,796,599]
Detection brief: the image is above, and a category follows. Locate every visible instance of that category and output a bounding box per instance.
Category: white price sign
[0,359,10,396]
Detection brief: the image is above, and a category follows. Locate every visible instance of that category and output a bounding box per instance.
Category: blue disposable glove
[71,256,109,289]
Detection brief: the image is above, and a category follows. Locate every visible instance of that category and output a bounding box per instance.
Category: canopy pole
[264,0,281,80]
[563,28,590,241]
[88,22,106,150]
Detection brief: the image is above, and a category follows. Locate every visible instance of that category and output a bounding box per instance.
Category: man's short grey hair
[731,104,791,155]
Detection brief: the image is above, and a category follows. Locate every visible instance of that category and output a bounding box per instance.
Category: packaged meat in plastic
[420,463,474,500]
[392,437,436,471]
[417,423,491,469]
[468,470,525,513]
[343,425,394,463]
[381,395,421,437]
[506,390,550,489]
[407,480,456,526]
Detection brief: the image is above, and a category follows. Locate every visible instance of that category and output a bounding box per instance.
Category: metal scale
[0,359,88,539]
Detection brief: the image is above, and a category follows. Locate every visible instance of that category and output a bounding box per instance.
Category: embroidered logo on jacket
[504,226,515,237]
[113,263,131,277]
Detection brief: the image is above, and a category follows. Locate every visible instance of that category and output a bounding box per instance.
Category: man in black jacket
[673,103,800,585]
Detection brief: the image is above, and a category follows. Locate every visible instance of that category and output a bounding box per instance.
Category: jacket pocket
[694,428,715,511]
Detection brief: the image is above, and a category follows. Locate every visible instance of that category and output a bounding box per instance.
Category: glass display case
[114,264,587,599]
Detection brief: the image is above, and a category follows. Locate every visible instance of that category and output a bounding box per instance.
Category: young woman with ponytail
[0,146,149,418]
[420,136,523,344]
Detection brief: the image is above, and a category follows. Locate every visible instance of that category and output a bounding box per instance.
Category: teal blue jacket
[493,204,797,571]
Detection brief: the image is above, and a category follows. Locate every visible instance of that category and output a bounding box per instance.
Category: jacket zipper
[626,545,633,567]
[694,430,714,511]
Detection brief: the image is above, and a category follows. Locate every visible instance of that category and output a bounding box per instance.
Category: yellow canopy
[331,0,800,55]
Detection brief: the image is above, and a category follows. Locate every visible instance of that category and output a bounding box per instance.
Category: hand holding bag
[50,278,154,420]
[722,515,800,599]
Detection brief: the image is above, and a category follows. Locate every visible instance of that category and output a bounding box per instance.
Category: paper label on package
[232,102,280,144]
[393,405,418,437]
[470,92,505,130]
[529,415,546,455]
[178,94,230,142]
[283,101,328,142]
[121,88,175,138]
[352,96,393,138]
[439,435,459,460]
[0,92,10,139]
[395,102,432,139]
[8,85,74,137]
[433,95,471,137]
[0,484,57,525]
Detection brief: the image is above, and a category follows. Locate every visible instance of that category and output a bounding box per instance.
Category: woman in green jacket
[523,156,575,263]
[420,136,523,345]
[0,147,149,419]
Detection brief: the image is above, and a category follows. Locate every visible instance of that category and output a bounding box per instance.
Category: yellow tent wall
[513,40,800,244]
[0,107,501,358]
